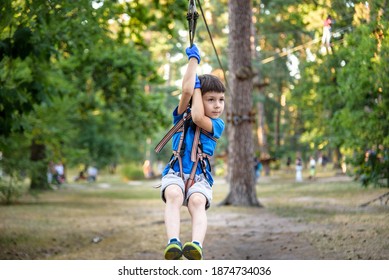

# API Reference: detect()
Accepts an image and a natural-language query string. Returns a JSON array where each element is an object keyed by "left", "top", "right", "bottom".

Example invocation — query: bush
[
  {"left": 0, "top": 176, "right": 28, "bottom": 205},
  {"left": 0, "top": 150, "right": 30, "bottom": 204},
  {"left": 120, "top": 163, "right": 145, "bottom": 180},
  {"left": 351, "top": 149, "right": 389, "bottom": 188}
]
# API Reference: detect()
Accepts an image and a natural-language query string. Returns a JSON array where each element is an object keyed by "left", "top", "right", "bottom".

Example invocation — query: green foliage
[
  {"left": 0, "top": 136, "right": 30, "bottom": 204},
  {"left": 331, "top": 20, "right": 388, "bottom": 187},
  {"left": 351, "top": 149, "right": 388, "bottom": 188},
  {"left": 120, "top": 162, "right": 145, "bottom": 181},
  {"left": 291, "top": 5, "right": 388, "bottom": 187},
  {"left": 0, "top": 0, "right": 183, "bottom": 195},
  {"left": 0, "top": 177, "right": 28, "bottom": 205}
]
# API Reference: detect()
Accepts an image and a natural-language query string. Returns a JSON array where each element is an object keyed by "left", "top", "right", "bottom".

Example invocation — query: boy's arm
[
  {"left": 191, "top": 88, "right": 213, "bottom": 133},
  {"left": 178, "top": 44, "right": 201, "bottom": 115},
  {"left": 178, "top": 58, "right": 198, "bottom": 115}
]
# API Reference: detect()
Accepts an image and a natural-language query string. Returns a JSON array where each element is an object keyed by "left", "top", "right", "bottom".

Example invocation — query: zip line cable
[
  {"left": 260, "top": 25, "right": 353, "bottom": 64},
  {"left": 193, "top": 2, "right": 355, "bottom": 82},
  {"left": 260, "top": 38, "right": 321, "bottom": 64},
  {"left": 195, "top": 0, "right": 230, "bottom": 91}
]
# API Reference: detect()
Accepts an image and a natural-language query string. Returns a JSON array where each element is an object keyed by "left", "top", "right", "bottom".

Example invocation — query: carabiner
[{"left": 187, "top": 0, "right": 199, "bottom": 47}]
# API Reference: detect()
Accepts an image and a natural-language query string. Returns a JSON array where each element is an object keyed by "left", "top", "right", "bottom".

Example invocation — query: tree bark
[
  {"left": 221, "top": 0, "right": 261, "bottom": 207},
  {"left": 257, "top": 99, "right": 271, "bottom": 176},
  {"left": 275, "top": 83, "right": 281, "bottom": 149},
  {"left": 30, "top": 140, "right": 50, "bottom": 190}
]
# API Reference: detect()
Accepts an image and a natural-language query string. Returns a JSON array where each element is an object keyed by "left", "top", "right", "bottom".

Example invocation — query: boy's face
[{"left": 202, "top": 91, "right": 225, "bottom": 119}]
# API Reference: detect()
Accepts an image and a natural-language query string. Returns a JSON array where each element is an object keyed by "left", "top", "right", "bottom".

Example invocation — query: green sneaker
[
  {"left": 164, "top": 238, "right": 182, "bottom": 260},
  {"left": 182, "top": 242, "right": 203, "bottom": 260}
]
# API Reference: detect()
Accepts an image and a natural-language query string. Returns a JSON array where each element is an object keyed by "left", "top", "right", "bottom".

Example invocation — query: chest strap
[
  {"left": 154, "top": 112, "right": 218, "bottom": 153},
  {"left": 154, "top": 112, "right": 192, "bottom": 153}
]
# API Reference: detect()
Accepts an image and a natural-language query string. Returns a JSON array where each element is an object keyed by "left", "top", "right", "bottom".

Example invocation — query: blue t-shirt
[{"left": 162, "top": 107, "right": 224, "bottom": 186}]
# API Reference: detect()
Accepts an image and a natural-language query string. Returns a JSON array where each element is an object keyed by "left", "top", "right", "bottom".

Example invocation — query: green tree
[
  {"left": 290, "top": 1, "right": 388, "bottom": 186},
  {"left": 334, "top": 10, "right": 388, "bottom": 187},
  {"left": 0, "top": 0, "right": 187, "bottom": 192}
]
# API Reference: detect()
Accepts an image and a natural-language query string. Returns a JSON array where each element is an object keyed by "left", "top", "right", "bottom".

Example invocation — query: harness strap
[
  {"left": 172, "top": 151, "right": 185, "bottom": 181},
  {"left": 200, "top": 128, "right": 217, "bottom": 142},
  {"left": 154, "top": 112, "right": 218, "bottom": 153},
  {"left": 185, "top": 134, "right": 211, "bottom": 195},
  {"left": 154, "top": 112, "right": 191, "bottom": 153},
  {"left": 191, "top": 126, "right": 201, "bottom": 162}
]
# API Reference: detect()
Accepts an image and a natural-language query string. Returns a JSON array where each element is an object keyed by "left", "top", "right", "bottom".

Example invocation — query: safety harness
[
  {"left": 154, "top": 1, "right": 215, "bottom": 195},
  {"left": 154, "top": 108, "right": 218, "bottom": 195}
]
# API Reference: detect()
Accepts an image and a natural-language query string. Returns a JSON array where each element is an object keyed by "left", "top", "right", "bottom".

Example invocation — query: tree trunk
[
  {"left": 221, "top": 0, "right": 261, "bottom": 207},
  {"left": 275, "top": 86, "right": 281, "bottom": 149},
  {"left": 30, "top": 140, "right": 50, "bottom": 190},
  {"left": 333, "top": 146, "right": 342, "bottom": 170},
  {"left": 257, "top": 99, "right": 271, "bottom": 176}
]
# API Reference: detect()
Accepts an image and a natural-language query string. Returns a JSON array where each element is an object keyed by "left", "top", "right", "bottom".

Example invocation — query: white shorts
[{"left": 161, "top": 169, "right": 213, "bottom": 209}]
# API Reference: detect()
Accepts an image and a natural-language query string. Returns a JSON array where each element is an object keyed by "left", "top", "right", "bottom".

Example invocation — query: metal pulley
[{"left": 187, "top": 0, "right": 199, "bottom": 47}]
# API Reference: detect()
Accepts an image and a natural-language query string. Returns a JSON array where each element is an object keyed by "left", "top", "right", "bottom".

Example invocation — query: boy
[{"left": 161, "top": 44, "right": 225, "bottom": 260}]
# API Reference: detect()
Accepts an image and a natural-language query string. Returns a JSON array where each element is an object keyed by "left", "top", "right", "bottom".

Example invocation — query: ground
[
  {"left": 0, "top": 173, "right": 388, "bottom": 260},
  {"left": 203, "top": 207, "right": 320, "bottom": 260}
]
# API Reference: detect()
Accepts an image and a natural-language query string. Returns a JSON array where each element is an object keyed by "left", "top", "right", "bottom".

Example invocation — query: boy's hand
[
  {"left": 186, "top": 44, "right": 201, "bottom": 64},
  {"left": 195, "top": 74, "right": 201, "bottom": 89}
]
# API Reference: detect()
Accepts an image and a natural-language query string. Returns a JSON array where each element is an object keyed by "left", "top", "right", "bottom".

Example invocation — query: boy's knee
[
  {"left": 188, "top": 193, "right": 206, "bottom": 209},
  {"left": 165, "top": 185, "right": 184, "bottom": 202}
]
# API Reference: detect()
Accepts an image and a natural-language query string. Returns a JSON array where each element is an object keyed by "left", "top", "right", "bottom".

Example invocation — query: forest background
[{"left": 0, "top": 0, "right": 388, "bottom": 202}]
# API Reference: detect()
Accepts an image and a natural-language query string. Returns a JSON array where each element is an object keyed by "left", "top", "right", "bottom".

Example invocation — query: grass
[
  {"left": 0, "top": 169, "right": 388, "bottom": 260},
  {"left": 254, "top": 171, "right": 389, "bottom": 259},
  {"left": 0, "top": 173, "right": 163, "bottom": 259}
]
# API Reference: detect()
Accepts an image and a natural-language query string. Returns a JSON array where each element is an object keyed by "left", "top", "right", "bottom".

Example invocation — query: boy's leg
[
  {"left": 163, "top": 184, "right": 184, "bottom": 260},
  {"left": 164, "top": 184, "right": 184, "bottom": 239},
  {"left": 187, "top": 193, "right": 207, "bottom": 244},
  {"left": 183, "top": 193, "right": 207, "bottom": 260}
]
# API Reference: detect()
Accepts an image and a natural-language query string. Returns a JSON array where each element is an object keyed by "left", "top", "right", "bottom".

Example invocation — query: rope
[
  {"left": 260, "top": 25, "right": 353, "bottom": 64},
  {"left": 195, "top": 0, "right": 230, "bottom": 91}
]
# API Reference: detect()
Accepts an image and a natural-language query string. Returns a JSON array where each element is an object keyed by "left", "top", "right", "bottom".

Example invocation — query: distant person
[
  {"left": 321, "top": 15, "right": 333, "bottom": 53},
  {"left": 309, "top": 156, "right": 316, "bottom": 180},
  {"left": 74, "top": 170, "right": 86, "bottom": 182},
  {"left": 254, "top": 157, "right": 263, "bottom": 183},
  {"left": 295, "top": 157, "right": 303, "bottom": 182},
  {"left": 87, "top": 165, "right": 98, "bottom": 182},
  {"left": 142, "top": 160, "right": 154, "bottom": 179},
  {"left": 54, "top": 161, "right": 65, "bottom": 185}
]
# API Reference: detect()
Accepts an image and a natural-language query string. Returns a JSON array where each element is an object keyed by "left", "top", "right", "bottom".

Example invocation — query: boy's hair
[{"left": 198, "top": 74, "right": 225, "bottom": 95}]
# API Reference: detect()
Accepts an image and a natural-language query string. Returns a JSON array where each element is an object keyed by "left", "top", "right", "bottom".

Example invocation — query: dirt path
[
  {"left": 118, "top": 202, "right": 320, "bottom": 260},
  {"left": 130, "top": 177, "right": 322, "bottom": 260},
  {"left": 44, "top": 184, "right": 321, "bottom": 260},
  {"left": 205, "top": 208, "right": 319, "bottom": 260}
]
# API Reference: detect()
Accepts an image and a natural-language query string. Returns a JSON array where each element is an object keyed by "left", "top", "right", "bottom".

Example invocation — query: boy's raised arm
[{"left": 178, "top": 45, "right": 201, "bottom": 115}]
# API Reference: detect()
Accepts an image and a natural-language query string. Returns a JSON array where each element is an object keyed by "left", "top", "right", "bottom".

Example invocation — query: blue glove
[
  {"left": 195, "top": 74, "right": 201, "bottom": 89},
  {"left": 185, "top": 44, "right": 201, "bottom": 64}
]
